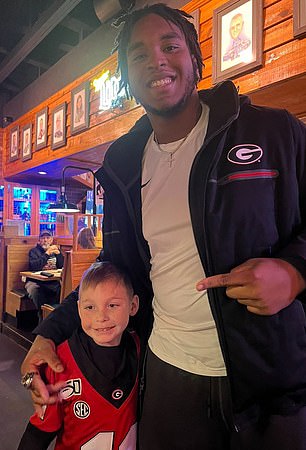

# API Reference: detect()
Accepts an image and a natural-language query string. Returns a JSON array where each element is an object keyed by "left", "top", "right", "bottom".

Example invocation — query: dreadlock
[{"left": 112, "top": 3, "right": 204, "bottom": 99}]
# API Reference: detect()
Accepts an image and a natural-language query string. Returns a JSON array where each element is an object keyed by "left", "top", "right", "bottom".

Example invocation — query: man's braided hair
[{"left": 112, "top": 3, "right": 204, "bottom": 98}]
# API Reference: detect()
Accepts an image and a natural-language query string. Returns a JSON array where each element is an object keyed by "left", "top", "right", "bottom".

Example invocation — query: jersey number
[{"left": 81, "top": 423, "right": 137, "bottom": 449}]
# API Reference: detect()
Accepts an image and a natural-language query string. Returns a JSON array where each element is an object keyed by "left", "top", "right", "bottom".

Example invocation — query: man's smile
[{"left": 149, "top": 77, "right": 173, "bottom": 88}]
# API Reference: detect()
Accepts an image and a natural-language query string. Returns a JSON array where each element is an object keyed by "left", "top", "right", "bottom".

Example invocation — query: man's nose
[{"left": 147, "top": 48, "right": 167, "bottom": 69}]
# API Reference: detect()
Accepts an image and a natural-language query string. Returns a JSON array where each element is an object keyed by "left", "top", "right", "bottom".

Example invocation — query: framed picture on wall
[
  {"left": 71, "top": 81, "right": 90, "bottom": 135},
  {"left": 51, "top": 102, "right": 66, "bottom": 150},
  {"left": 22, "top": 123, "right": 32, "bottom": 161},
  {"left": 189, "top": 9, "right": 200, "bottom": 36},
  {"left": 35, "top": 107, "right": 48, "bottom": 150},
  {"left": 9, "top": 126, "right": 19, "bottom": 161},
  {"left": 212, "top": 0, "right": 263, "bottom": 84},
  {"left": 293, "top": 0, "right": 306, "bottom": 38}
]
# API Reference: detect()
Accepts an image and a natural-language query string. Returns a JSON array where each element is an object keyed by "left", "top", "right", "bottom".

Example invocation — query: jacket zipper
[{"left": 190, "top": 125, "right": 240, "bottom": 432}]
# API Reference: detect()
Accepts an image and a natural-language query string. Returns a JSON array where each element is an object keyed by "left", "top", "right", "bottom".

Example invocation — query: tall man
[
  {"left": 25, "top": 230, "right": 63, "bottom": 321},
  {"left": 21, "top": 4, "right": 306, "bottom": 449}
]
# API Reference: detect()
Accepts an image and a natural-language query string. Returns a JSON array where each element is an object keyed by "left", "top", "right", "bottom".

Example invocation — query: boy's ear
[{"left": 130, "top": 295, "right": 139, "bottom": 316}]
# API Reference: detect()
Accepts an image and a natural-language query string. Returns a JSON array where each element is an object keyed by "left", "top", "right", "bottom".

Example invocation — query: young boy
[{"left": 18, "top": 262, "right": 139, "bottom": 450}]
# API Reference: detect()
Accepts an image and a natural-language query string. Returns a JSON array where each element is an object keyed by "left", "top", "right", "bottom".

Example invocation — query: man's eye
[
  {"left": 131, "top": 53, "right": 146, "bottom": 62},
  {"left": 165, "top": 45, "right": 178, "bottom": 52},
  {"left": 84, "top": 305, "right": 93, "bottom": 310}
]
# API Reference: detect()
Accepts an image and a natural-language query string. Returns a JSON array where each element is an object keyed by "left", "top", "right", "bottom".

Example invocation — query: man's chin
[{"left": 144, "top": 100, "right": 187, "bottom": 118}]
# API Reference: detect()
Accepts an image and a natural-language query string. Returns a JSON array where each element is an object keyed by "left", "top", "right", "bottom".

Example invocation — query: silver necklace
[{"left": 154, "top": 132, "right": 190, "bottom": 168}]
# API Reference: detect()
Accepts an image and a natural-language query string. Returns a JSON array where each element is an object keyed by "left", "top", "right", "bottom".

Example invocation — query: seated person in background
[
  {"left": 18, "top": 262, "right": 140, "bottom": 450},
  {"left": 77, "top": 226, "right": 96, "bottom": 249},
  {"left": 25, "top": 230, "right": 64, "bottom": 322}
]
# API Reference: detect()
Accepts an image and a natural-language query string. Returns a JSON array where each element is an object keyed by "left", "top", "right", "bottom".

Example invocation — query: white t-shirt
[{"left": 142, "top": 104, "right": 226, "bottom": 376}]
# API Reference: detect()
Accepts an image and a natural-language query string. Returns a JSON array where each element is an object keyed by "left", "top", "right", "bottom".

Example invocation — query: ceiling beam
[
  {"left": 59, "top": 43, "right": 74, "bottom": 53},
  {"left": 0, "top": 0, "right": 83, "bottom": 84},
  {"left": 61, "top": 16, "right": 94, "bottom": 34},
  {"left": 1, "top": 81, "right": 20, "bottom": 93},
  {"left": 0, "top": 46, "right": 49, "bottom": 71}
]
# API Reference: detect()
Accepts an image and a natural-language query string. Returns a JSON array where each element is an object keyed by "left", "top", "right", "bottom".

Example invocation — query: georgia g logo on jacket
[{"left": 227, "top": 144, "right": 263, "bottom": 165}]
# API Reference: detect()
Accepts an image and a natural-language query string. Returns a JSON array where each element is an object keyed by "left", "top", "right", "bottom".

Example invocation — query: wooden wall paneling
[
  {"left": 0, "top": 128, "right": 3, "bottom": 180},
  {"left": 264, "top": 17, "right": 293, "bottom": 51},
  {"left": 198, "top": 34, "right": 306, "bottom": 102},
  {"left": 183, "top": 0, "right": 207, "bottom": 13},
  {"left": 233, "top": 38, "right": 306, "bottom": 92},
  {"left": 249, "top": 75, "right": 306, "bottom": 120},
  {"left": 196, "top": 0, "right": 305, "bottom": 90},
  {"left": 264, "top": 0, "right": 292, "bottom": 30},
  {"left": 198, "top": 0, "right": 293, "bottom": 60},
  {"left": 2, "top": 52, "right": 123, "bottom": 179}
]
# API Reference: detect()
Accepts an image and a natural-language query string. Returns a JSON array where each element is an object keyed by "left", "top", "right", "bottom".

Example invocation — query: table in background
[{"left": 20, "top": 269, "right": 62, "bottom": 283}]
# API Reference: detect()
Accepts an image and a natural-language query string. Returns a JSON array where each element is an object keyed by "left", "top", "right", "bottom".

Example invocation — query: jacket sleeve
[
  {"left": 33, "top": 288, "right": 80, "bottom": 345},
  {"left": 17, "top": 422, "right": 57, "bottom": 450},
  {"left": 275, "top": 114, "right": 306, "bottom": 290},
  {"left": 28, "top": 247, "right": 49, "bottom": 271}
]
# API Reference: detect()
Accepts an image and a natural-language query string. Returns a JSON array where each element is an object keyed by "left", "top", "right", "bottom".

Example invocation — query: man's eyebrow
[{"left": 127, "top": 31, "right": 183, "bottom": 54}]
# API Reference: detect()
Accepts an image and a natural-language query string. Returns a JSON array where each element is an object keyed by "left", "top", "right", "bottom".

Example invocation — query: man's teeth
[{"left": 151, "top": 78, "right": 172, "bottom": 87}]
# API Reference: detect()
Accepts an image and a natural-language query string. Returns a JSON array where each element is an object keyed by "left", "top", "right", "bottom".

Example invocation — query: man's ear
[{"left": 130, "top": 295, "right": 139, "bottom": 316}]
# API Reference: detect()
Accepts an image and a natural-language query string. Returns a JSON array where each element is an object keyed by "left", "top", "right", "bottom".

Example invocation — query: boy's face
[
  {"left": 126, "top": 13, "right": 197, "bottom": 117},
  {"left": 78, "top": 280, "right": 139, "bottom": 347}
]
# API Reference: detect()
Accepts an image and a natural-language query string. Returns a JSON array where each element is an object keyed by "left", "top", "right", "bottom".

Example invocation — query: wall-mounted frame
[
  {"left": 35, "top": 107, "right": 48, "bottom": 150},
  {"left": 293, "top": 0, "right": 306, "bottom": 38},
  {"left": 189, "top": 9, "right": 200, "bottom": 36},
  {"left": 51, "top": 102, "right": 66, "bottom": 150},
  {"left": 22, "top": 123, "right": 32, "bottom": 161},
  {"left": 9, "top": 126, "right": 19, "bottom": 161},
  {"left": 71, "top": 81, "right": 90, "bottom": 135},
  {"left": 212, "top": 0, "right": 263, "bottom": 84}
]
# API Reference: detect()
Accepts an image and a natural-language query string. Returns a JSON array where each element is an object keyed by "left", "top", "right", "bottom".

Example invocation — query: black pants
[
  {"left": 25, "top": 280, "right": 61, "bottom": 320},
  {"left": 139, "top": 349, "right": 306, "bottom": 450}
]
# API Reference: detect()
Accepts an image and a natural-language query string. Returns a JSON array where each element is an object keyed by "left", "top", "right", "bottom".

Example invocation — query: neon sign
[{"left": 93, "top": 70, "right": 125, "bottom": 111}]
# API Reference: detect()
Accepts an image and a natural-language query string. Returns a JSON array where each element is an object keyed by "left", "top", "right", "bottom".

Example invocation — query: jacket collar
[{"left": 200, "top": 80, "right": 242, "bottom": 140}]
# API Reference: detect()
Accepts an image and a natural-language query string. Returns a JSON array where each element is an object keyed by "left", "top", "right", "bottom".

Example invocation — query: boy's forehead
[{"left": 81, "top": 279, "right": 130, "bottom": 297}]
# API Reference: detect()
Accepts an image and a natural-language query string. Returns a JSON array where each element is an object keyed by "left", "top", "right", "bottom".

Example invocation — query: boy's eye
[
  {"left": 109, "top": 303, "right": 119, "bottom": 308},
  {"left": 84, "top": 305, "right": 93, "bottom": 310}
]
